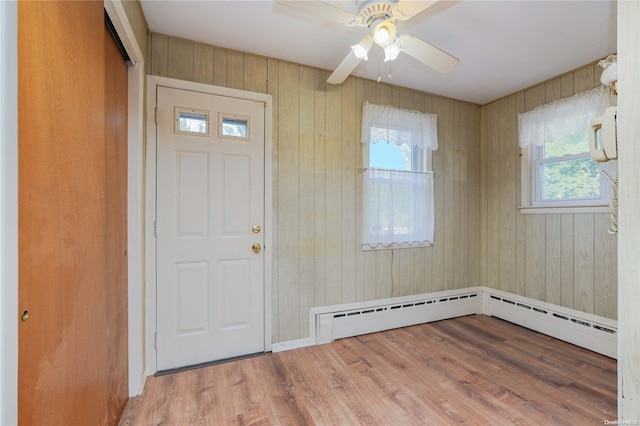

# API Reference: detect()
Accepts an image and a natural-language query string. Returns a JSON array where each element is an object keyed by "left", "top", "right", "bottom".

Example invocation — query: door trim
[{"left": 145, "top": 75, "right": 273, "bottom": 375}]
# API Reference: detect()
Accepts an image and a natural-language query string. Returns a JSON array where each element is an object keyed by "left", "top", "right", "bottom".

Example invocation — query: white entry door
[{"left": 156, "top": 86, "right": 265, "bottom": 371}]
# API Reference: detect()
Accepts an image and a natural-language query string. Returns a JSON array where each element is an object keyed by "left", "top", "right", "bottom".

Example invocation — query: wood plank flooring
[{"left": 120, "top": 315, "right": 617, "bottom": 425}]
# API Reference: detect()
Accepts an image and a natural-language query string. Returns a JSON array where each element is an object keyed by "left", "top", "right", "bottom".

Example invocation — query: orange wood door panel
[
  {"left": 18, "top": 2, "right": 128, "bottom": 424},
  {"left": 104, "top": 23, "right": 129, "bottom": 425}
]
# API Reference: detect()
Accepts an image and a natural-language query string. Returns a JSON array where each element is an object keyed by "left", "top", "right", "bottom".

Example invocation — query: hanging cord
[
  {"left": 601, "top": 169, "right": 618, "bottom": 235},
  {"left": 390, "top": 249, "right": 396, "bottom": 297}
]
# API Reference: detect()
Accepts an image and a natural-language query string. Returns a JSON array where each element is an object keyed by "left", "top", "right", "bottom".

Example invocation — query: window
[
  {"left": 361, "top": 103, "right": 437, "bottom": 250},
  {"left": 219, "top": 113, "right": 250, "bottom": 140},
  {"left": 175, "top": 107, "right": 209, "bottom": 136},
  {"left": 518, "top": 87, "right": 612, "bottom": 210}
]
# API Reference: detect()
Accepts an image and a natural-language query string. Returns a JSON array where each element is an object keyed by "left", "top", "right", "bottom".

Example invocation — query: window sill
[
  {"left": 361, "top": 242, "right": 433, "bottom": 251},
  {"left": 519, "top": 205, "right": 610, "bottom": 215}
]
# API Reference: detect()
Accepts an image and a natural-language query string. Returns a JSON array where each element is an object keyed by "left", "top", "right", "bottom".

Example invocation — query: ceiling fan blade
[
  {"left": 397, "top": 33, "right": 458, "bottom": 73},
  {"left": 392, "top": 0, "right": 438, "bottom": 21},
  {"left": 276, "top": 1, "right": 359, "bottom": 26},
  {"left": 327, "top": 50, "right": 362, "bottom": 85}
]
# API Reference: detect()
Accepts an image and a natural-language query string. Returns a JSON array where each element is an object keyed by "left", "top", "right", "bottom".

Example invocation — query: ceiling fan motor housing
[{"left": 356, "top": 1, "right": 394, "bottom": 26}]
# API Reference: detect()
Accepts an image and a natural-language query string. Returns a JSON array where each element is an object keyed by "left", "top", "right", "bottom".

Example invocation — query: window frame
[
  {"left": 518, "top": 87, "right": 613, "bottom": 214},
  {"left": 521, "top": 145, "right": 614, "bottom": 214}
]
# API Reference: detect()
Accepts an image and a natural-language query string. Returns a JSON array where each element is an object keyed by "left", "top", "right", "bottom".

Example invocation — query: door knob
[
  {"left": 252, "top": 243, "right": 261, "bottom": 253},
  {"left": 21, "top": 310, "right": 29, "bottom": 321},
  {"left": 252, "top": 225, "right": 261, "bottom": 234}
]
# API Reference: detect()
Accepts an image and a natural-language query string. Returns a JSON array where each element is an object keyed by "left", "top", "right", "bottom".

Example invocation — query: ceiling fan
[{"left": 277, "top": 0, "right": 459, "bottom": 84}]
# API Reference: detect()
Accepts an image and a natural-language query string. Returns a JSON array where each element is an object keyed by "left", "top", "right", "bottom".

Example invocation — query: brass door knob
[
  {"left": 252, "top": 243, "right": 261, "bottom": 253},
  {"left": 21, "top": 310, "right": 29, "bottom": 321},
  {"left": 252, "top": 225, "right": 261, "bottom": 234}
]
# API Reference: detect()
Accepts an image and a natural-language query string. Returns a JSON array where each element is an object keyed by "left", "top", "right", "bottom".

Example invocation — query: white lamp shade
[{"left": 383, "top": 43, "right": 400, "bottom": 62}]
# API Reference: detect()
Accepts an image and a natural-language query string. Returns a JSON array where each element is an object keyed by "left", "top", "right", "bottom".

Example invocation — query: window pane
[
  {"left": 544, "top": 115, "right": 589, "bottom": 158},
  {"left": 222, "top": 117, "right": 248, "bottom": 138},
  {"left": 178, "top": 112, "right": 208, "bottom": 134},
  {"left": 369, "top": 142, "right": 412, "bottom": 171},
  {"left": 541, "top": 157, "right": 600, "bottom": 200}
]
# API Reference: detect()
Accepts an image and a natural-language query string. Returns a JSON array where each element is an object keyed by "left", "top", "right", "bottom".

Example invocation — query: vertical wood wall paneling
[
  {"left": 341, "top": 78, "right": 357, "bottom": 303},
  {"left": 545, "top": 214, "right": 562, "bottom": 305},
  {"left": 150, "top": 34, "right": 483, "bottom": 341},
  {"left": 167, "top": 38, "right": 194, "bottom": 82},
  {"left": 451, "top": 100, "right": 462, "bottom": 290},
  {"left": 574, "top": 214, "right": 595, "bottom": 313},
  {"left": 354, "top": 78, "right": 366, "bottom": 302},
  {"left": 313, "top": 70, "right": 327, "bottom": 308},
  {"left": 481, "top": 60, "right": 617, "bottom": 319},
  {"left": 324, "top": 77, "right": 343, "bottom": 305},
  {"left": 267, "top": 58, "right": 280, "bottom": 343},
  {"left": 480, "top": 106, "right": 488, "bottom": 288},
  {"left": 226, "top": 51, "right": 244, "bottom": 90},
  {"left": 213, "top": 48, "right": 227, "bottom": 87},
  {"left": 594, "top": 215, "right": 617, "bottom": 318},
  {"left": 298, "top": 66, "right": 315, "bottom": 337},
  {"left": 498, "top": 96, "right": 516, "bottom": 293},
  {"left": 485, "top": 102, "right": 500, "bottom": 288},
  {"left": 150, "top": 33, "right": 168, "bottom": 77},
  {"left": 514, "top": 91, "right": 526, "bottom": 297},
  {"left": 560, "top": 214, "right": 575, "bottom": 309},
  {"left": 442, "top": 99, "right": 455, "bottom": 290},
  {"left": 194, "top": 44, "right": 214, "bottom": 85},
  {"left": 277, "top": 62, "right": 300, "bottom": 340},
  {"left": 244, "top": 55, "right": 268, "bottom": 94},
  {"left": 430, "top": 95, "right": 446, "bottom": 293},
  {"left": 468, "top": 104, "right": 482, "bottom": 287}
]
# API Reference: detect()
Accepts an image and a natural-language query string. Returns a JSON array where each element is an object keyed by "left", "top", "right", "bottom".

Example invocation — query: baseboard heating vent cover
[
  {"left": 312, "top": 288, "right": 482, "bottom": 345},
  {"left": 486, "top": 291, "right": 617, "bottom": 358}
]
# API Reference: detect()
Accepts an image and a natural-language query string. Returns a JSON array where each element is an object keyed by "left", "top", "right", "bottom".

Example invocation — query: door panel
[
  {"left": 156, "top": 87, "right": 265, "bottom": 371},
  {"left": 18, "top": 3, "right": 128, "bottom": 424}
]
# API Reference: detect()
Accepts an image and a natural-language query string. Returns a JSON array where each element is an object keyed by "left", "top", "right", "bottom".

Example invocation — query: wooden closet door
[
  {"left": 104, "top": 21, "right": 129, "bottom": 425},
  {"left": 18, "top": 2, "right": 128, "bottom": 424}
]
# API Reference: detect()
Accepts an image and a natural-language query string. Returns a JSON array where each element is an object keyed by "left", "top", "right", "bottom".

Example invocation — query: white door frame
[{"left": 145, "top": 75, "right": 273, "bottom": 375}]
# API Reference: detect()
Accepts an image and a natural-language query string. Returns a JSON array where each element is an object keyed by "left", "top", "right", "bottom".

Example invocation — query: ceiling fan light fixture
[
  {"left": 383, "top": 43, "right": 400, "bottom": 62},
  {"left": 351, "top": 35, "right": 373, "bottom": 61},
  {"left": 373, "top": 20, "right": 396, "bottom": 47}
]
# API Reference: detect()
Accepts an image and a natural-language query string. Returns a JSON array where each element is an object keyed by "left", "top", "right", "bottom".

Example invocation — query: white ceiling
[{"left": 140, "top": 0, "right": 617, "bottom": 105}]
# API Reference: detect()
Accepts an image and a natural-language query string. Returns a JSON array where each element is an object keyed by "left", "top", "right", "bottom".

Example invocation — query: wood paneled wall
[
  {"left": 480, "top": 62, "right": 618, "bottom": 320},
  {"left": 122, "top": 0, "right": 148, "bottom": 63},
  {"left": 148, "top": 33, "right": 482, "bottom": 342}
]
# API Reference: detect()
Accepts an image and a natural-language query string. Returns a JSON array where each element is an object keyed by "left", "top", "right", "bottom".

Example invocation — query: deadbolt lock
[
  {"left": 252, "top": 225, "right": 261, "bottom": 234},
  {"left": 252, "top": 243, "right": 261, "bottom": 254}
]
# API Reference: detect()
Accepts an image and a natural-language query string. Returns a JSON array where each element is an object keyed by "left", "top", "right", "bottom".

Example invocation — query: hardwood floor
[{"left": 120, "top": 315, "right": 617, "bottom": 425}]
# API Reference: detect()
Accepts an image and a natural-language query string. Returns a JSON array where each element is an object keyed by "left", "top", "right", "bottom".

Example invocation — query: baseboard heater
[
  {"left": 485, "top": 288, "right": 617, "bottom": 359},
  {"left": 310, "top": 287, "right": 482, "bottom": 345},
  {"left": 306, "top": 286, "right": 617, "bottom": 359}
]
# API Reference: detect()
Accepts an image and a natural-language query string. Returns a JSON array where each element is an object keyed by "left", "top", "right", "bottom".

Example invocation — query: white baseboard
[
  {"left": 271, "top": 286, "right": 618, "bottom": 359},
  {"left": 271, "top": 338, "right": 315, "bottom": 353}
]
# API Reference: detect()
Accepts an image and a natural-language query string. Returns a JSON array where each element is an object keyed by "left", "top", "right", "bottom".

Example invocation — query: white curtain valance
[
  {"left": 361, "top": 102, "right": 438, "bottom": 151},
  {"left": 518, "top": 86, "right": 609, "bottom": 149}
]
